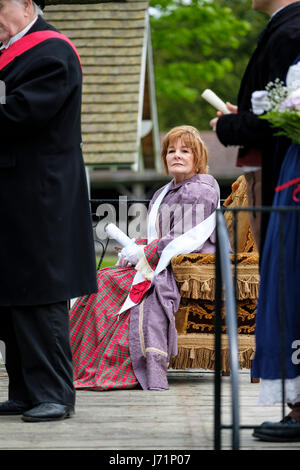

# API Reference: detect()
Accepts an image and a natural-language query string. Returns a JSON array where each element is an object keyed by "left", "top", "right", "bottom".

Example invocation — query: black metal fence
[{"left": 90, "top": 198, "right": 150, "bottom": 269}]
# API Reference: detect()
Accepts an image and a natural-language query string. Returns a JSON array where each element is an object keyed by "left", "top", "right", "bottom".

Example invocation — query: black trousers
[{"left": 0, "top": 301, "right": 75, "bottom": 407}]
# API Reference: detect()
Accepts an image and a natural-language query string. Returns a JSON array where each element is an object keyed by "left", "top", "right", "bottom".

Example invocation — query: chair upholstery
[{"left": 169, "top": 175, "right": 259, "bottom": 372}]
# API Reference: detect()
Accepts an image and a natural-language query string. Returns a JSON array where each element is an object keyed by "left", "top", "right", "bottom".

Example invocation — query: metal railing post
[
  {"left": 216, "top": 210, "right": 240, "bottom": 450},
  {"left": 214, "top": 225, "right": 222, "bottom": 450}
]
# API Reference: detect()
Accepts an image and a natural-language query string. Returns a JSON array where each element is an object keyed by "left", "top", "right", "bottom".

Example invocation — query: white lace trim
[
  {"left": 259, "top": 375, "right": 300, "bottom": 405},
  {"left": 135, "top": 251, "right": 154, "bottom": 281}
]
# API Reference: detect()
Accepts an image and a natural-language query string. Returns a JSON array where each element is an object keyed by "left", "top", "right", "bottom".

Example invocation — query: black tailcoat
[
  {"left": 0, "top": 16, "right": 97, "bottom": 305},
  {"left": 216, "top": 2, "right": 300, "bottom": 245}
]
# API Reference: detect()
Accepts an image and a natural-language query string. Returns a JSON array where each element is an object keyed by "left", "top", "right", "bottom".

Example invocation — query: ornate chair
[{"left": 169, "top": 175, "right": 259, "bottom": 374}]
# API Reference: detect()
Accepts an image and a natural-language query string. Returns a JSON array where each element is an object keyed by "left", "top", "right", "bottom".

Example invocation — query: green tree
[{"left": 150, "top": 0, "right": 267, "bottom": 130}]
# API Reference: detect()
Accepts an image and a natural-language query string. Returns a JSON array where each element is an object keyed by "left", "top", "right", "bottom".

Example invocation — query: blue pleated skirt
[{"left": 252, "top": 143, "right": 300, "bottom": 385}]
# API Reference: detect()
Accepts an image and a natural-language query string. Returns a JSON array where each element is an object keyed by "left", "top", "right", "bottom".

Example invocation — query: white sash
[
  {"left": 118, "top": 178, "right": 220, "bottom": 315},
  {"left": 147, "top": 181, "right": 173, "bottom": 243}
]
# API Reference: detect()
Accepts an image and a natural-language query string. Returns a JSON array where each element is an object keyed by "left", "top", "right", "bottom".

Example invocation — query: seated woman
[{"left": 70, "top": 125, "right": 220, "bottom": 391}]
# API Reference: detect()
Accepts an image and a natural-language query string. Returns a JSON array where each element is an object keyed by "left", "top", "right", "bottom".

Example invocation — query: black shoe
[
  {"left": 21, "top": 403, "right": 75, "bottom": 422},
  {"left": 0, "top": 400, "right": 32, "bottom": 415},
  {"left": 253, "top": 416, "right": 300, "bottom": 442}
]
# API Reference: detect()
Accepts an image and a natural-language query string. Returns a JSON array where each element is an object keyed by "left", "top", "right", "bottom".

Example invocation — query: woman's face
[{"left": 166, "top": 137, "right": 196, "bottom": 184}]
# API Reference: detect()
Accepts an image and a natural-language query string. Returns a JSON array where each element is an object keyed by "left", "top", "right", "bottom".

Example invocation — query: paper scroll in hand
[
  {"left": 201, "top": 89, "right": 230, "bottom": 114},
  {"left": 104, "top": 223, "right": 132, "bottom": 247}
]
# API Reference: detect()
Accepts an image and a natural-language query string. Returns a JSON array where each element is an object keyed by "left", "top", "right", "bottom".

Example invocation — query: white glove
[
  {"left": 251, "top": 90, "right": 271, "bottom": 115},
  {"left": 286, "top": 62, "right": 300, "bottom": 92},
  {"left": 117, "top": 252, "right": 132, "bottom": 267},
  {"left": 119, "top": 240, "right": 144, "bottom": 266}
]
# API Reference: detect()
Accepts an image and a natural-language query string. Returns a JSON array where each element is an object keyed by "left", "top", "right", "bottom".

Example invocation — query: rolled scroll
[
  {"left": 201, "top": 89, "right": 230, "bottom": 114},
  {"left": 105, "top": 223, "right": 132, "bottom": 247}
]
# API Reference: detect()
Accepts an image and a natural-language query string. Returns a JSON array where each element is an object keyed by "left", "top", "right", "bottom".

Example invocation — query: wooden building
[{"left": 44, "top": 0, "right": 162, "bottom": 198}]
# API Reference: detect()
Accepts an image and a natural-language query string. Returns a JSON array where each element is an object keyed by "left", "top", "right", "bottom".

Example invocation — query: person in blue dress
[{"left": 252, "top": 55, "right": 300, "bottom": 442}]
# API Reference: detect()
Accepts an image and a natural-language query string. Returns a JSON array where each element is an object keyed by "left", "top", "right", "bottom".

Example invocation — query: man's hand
[
  {"left": 209, "top": 117, "right": 219, "bottom": 132},
  {"left": 209, "top": 102, "right": 238, "bottom": 131},
  {"left": 223, "top": 102, "right": 238, "bottom": 114}
]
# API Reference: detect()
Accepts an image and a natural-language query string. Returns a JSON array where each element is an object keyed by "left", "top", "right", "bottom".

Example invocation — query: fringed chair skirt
[{"left": 170, "top": 253, "right": 259, "bottom": 372}]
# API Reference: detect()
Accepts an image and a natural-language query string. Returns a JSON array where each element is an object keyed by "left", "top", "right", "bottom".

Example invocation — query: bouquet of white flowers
[{"left": 251, "top": 62, "right": 300, "bottom": 144}]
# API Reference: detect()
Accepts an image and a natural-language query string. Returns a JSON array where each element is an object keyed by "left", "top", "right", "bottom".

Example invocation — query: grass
[{"left": 96, "top": 255, "right": 118, "bottom": 270}]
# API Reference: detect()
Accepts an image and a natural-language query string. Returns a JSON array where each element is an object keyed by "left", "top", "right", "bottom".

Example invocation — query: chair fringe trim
[
  {"left": 172, "top": 264, "right": 259, "bottom": 300},
  {"left": 169, "top": 334, "right": 255, "bottom": 371}
]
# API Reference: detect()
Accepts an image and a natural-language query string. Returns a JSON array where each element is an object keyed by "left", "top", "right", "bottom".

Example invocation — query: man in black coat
[
  {"left": 0, "top": 0, "right": 97, "bottom": 421},
  {"left": 210, "top": 0, "right": 300, "bottom": 253}
]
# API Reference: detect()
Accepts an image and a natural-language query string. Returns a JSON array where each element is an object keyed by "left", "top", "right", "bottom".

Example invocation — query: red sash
[
  {"left": 0, "top": 31, "right": 81, "bottom": 71},
  {"left": 275, "top": 176, "right": 300, "bottom": 202}
]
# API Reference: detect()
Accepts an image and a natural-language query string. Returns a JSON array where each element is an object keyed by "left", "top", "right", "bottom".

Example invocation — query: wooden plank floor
[{"left": 0, "top": 366, "right": 299, "bottom": 450}]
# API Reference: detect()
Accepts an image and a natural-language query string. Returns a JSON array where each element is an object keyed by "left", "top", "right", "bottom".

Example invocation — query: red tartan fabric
[
  {"left": 135, "top": 238, "right": 159, "bottom": 271},
  {"left": 70, "top": 265, "right": 138, "bottom": 390},
  {"left": 70, "top": 239, "right": 160, "bottom": 390},
  {"left": 143, "top": 239, "right": 160, "bottom": 271}
]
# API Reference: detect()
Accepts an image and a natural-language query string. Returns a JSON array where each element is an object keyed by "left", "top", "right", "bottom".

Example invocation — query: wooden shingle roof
[
  {"left": 44, "top": 0, "right": 159, "bottom": 168},
  {"left": 47, "top": 1, "right": 127, "bottom": 3}
]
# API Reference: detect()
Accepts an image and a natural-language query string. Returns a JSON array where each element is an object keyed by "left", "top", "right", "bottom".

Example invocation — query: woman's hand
[
  {"left": 117, "top": 252, "right": 133, "bottom": 267},
  {"left": 118, "top": 240, "right": 144, "bottom": 267}
]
